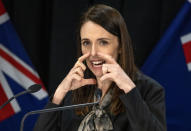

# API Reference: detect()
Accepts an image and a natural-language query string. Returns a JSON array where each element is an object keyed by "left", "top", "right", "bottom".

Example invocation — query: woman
[{"left": 34, "top": 4, "right": 166, "bottom": 131}]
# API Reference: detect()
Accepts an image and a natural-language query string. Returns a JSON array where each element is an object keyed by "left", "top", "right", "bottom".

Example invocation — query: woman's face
[{"left": 80, "top": 21, "right": 119, "bottom": 77}]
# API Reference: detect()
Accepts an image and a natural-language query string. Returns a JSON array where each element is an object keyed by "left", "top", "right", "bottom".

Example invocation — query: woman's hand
[
  {"left": 98, "top": 52, "right": 135, "bottom": 94},
  {"left": 52, "top": 53, "right": 96, "bottom": 105}
]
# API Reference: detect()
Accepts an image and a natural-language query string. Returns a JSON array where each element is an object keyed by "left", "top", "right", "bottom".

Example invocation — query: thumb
[{"left": 81, "top": 78, "right": 96, "bottom": 86}]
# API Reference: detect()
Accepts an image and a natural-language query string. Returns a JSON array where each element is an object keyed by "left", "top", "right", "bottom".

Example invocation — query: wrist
[
  {"left": 120, "top": 83, "right": 135, "bottom": 94},
  {"left": 123, "top": 87, "right": 133, "bottom": 94},
  {"left": 52, "top": 96, "right": 62, "bottom": 105},
  {"left": 52, "top": 88, "right": 68, "bottom": 105}
]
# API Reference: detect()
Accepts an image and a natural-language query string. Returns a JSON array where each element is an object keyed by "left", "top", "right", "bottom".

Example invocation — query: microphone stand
[
  {"left": 0, "top": 90, "right": 28, "bottom": 110},
  {"left": 20, "top": 96, "right": 101, "bottom": 131},
  {"left": 0, "top": 84, "right": 41, "bottom": 110}
]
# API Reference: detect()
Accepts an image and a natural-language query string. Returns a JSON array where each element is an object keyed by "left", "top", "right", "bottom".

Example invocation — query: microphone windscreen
[{"left": 27, "top": 84, "right": 42, "bottom": 93}]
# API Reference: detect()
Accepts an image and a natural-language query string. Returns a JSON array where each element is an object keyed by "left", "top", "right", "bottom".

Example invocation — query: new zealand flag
[
  {"left": 0, "top": 0, "right": 48, "bottom": 130},
  {"left": 142, "top": 0, "right": 191, "bottom": 130}
]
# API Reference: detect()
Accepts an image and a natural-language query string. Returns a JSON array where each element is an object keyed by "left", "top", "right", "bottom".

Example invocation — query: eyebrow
[
  {"left": 81, "top": 38, "right": 89, "bottom": 42},
  {"left": 81, "top": 38, "right": 111, "bottom": 42},
  {"left": 97, "top": 38, "right": 111, "bottom": 41}
]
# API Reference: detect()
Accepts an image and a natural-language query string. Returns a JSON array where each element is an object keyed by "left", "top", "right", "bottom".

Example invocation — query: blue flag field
[{"left": 142, "top": 0, "right": 191, "bottom": 130}]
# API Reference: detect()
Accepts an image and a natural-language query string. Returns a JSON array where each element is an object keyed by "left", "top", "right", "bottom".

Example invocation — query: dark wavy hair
[{"left": 72, "top": 4, "right": 136, "bottom": 115}]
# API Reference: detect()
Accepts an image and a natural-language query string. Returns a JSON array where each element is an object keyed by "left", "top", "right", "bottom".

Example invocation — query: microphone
[
  {"left": 20, "top": 88, "right": 102, "bottom": 131},
  {"left": 27, "top": 84, "right": 42, "bottom": 93},
  {"left": 0, "top": 84, "right": 42, "bottom": 110}
]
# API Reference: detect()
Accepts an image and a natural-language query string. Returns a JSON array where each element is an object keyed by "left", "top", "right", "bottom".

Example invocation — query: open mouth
[{"left": 91, "top": 60, "right": 105, "bottom": 67}]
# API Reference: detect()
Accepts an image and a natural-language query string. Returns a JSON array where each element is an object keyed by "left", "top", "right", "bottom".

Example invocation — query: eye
[
  {"left": 99, "top": 40, "right": 108, "bottom": 46},
  {"left": 82, "top": 40, "right": 90, "bottom": 46}
]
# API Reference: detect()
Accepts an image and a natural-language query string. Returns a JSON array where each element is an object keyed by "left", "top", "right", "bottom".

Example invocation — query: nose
[{"left": 90, "top": 43, "right": 97, "bottom": 56}]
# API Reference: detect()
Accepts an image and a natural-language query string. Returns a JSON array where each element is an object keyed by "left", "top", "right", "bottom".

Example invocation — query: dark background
[{"left": 2, "top": 0, "right": 186, "bottom": 95}]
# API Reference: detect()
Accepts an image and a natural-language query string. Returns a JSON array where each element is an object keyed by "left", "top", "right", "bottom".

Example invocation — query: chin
[{"left": 92, "top": 71, "right": 103, "bottom": 78}]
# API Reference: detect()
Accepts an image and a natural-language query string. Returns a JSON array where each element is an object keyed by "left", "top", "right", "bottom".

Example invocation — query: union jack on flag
[
  {"left": 180, "top": 33, "right": 191, "bottom": 71},
  {"left": 0, "top": 0, "right": 48, "bottom": 130}
]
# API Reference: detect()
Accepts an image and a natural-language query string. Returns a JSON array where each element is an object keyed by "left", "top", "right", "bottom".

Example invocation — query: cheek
[
  {"left": 111, "top": 43, "right": 120, "bottom": 60},
  {"left": 103, "top": 47, "right": 119, "bottom": 60},
  {"left": 112, "top": 49, "right": 119, "bottom": 60},
  {"left": 81, "top": 46, "right": 88, "bottom": 54},
  {"left": 86, "top": 59, "right": 91, "bottom": 70}
]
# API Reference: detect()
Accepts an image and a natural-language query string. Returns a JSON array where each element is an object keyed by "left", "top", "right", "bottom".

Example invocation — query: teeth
[{"left": 92, "top": 61, "right": 103, "bottom": 65}]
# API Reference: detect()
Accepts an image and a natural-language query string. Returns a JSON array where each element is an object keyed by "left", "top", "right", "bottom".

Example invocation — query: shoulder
[
  {"left": 135, "top": 71, "right": 163, "bottom": 89},
  {"left": 134, "top": 71, "right": 165, "bottom": 102}
]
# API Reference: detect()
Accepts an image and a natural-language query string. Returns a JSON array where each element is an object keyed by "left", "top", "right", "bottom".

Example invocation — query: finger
[
  {"left": 102, "top": 64, "right": 117, "bottom": 73},
  {"left": 73, "top": 53, "right": 90, "bottom": 70},
  {"left": 97, "top": 52, "right": 116, "bottom": 64},
  {"left": 78, "top": 52, "right": 90, "bottom": 62},
  {"left": 74, "top": 61, "right": 86, "bottom": 71},
  {"left": 100, "top": 73, "right": 114, "bottom": 82},
  {"left": 102, "top": 66, "right": 108, "bottom": 75},
  {"left": 71, "top": 74, "right": 82, "bottom": 81},
  {"left": 81, "top": 78, "right": 97, "bottom": 86},
  {"left": 72, "top": 67, "right": 84, "bottom": 77}
]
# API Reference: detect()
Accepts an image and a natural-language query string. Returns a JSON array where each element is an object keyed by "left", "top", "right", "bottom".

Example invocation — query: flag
[
  {"left": 0, "top": 0, "right": 48, "bottom": 130},
  {"left": 141, "top": 0, "right": 191, "bottom": 131}
]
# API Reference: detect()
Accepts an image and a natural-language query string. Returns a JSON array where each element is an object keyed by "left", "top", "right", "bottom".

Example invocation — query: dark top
[{"left": 34, "top": 72, "right": 166, "bottom": 131}]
